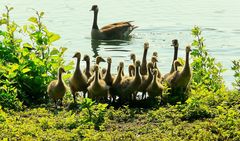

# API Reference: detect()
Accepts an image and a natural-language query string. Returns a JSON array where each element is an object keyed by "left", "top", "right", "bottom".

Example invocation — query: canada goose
[
  {"left": 147, "top": 68, "right": 164, "bottom": 99},
  {"left": 140, "top": 42, "right": 149, "bottom": 75},
  {"left": 129, "top": 53, "right": 136, "bottom": 76},
  {"left": 103, "top": 57, "right": 114, "bottom": 86},
  {"left": 69, "top": 52, "right": 88, "bottom": 102},
  {"left": 90, "top": 56, "right": 106, "bottom": 74},
  {"left": 166, "top": 46, "right": 192, "bottom": 95},
  {"left": 109, "top": 62, "right": 124, "bottom": 102},
  {"left": 88, "top": 56, "right": 106, "bottom": 84},
  {"left": 47, "top": 67, "right": 67, "bottom": 107},
  {"left": 151, "top": 55, "right": 161, "bottom": 79},
  {"left": 138, "top": 62, "right": 154, "bottom": 99},
  {"left": 119, "top": 60, "right": 142, "bottom": 102},
  {"left": 128, "top": 64, "right": 135, "bottom": 77},
  {"left": 130, "top": 53, "right": 136, "bottom": 65},
  {"left": 163, "top": 39, "right": 179, "bottom": 79},
  {"left": 173, "top": 60, "right": 182, "bottom": 71},
  {"left": 87, "top": 64, "right": 109, "bottom": 102},
  {"left": 82, "top": 54, "right": 92, "bottom": 79},
  {"left": 90, "top": 5, "right": 137, "bottom": 40},
  {"left": 152, "top": 52, "right": 158, "bottom": 57}
]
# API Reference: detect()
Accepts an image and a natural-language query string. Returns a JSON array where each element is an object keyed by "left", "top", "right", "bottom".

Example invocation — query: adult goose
[
  {"left": 166, "top": 46, "right": 192, "bottom": 97},
  {"left": 90, "top": 5, "right": 137, "bottom": 40},
  {"left": 47, "top": 67, "right": 67, "bottom": 107},
  {"left": 163, "top": 39, "right": 179, "bottom": 79},
  {"left": 87, "top": 65, "right": 109, "bottom": 102},
  {"left": 69, "top": 52, "right": 88, "bottom": 102}
]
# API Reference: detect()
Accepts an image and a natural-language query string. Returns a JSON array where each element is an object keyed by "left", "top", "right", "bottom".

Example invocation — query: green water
[{"left": 1, "top": 0, "right": 240, "bottom": 88}]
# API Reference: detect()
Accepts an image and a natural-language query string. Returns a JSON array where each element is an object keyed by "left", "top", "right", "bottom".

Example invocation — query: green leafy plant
[
  {"left": 0, "top": 6, "right": 73, "bottom": 109},
  {"left": 191, "top": 26, "right": 225, "bottom": 91},
  {"left": 231, "top": 59, "right": 240, "bottom": 91},
  {"left": 80, "top": 98, "right": 108, "bottom": 130}
]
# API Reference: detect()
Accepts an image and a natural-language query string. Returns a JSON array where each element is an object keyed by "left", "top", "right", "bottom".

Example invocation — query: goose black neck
[
  {"left": 76, "top": 58, "right": 81, "bottom": 72},
  {"left": 92, "top": 11, "right": 99, "bottom": 29},
  {"left": 86, "top": 60, "right": 90, "bottom": 72},
  {"left": 117, "top": 67, "right": 122, "bottom": 77},
  {"left": 170, "top": 47, "right": 179, "bottom": 73},
  {"left": 107, "top": 62, "right": 111, "bottom": 74},
  {"left": 135, "top": 66, "right": 141, "bottom": 79},
  {"left": 148, "top": 67, "right": 153, "bottom": 79},
  {"left": 142, "top": 49, "right": 148, "bottom": 63},
  {"left": 58, "top": 71, "right": 63, "bottom": 84},
  {"left": 94, "top": 69, "right": 99, "bottom": 83},
  {"left": 184, "top": 51, "right": 190, "bottom": 70}
]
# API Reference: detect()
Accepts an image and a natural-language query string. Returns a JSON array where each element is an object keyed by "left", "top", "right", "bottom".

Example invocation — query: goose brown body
[
  {"left": 138, "top": 62, "right": 154, "bottom": 99},
  {"left": 87, "top": 65, "right": 109, "bottom": 102},
  {"left": 166, "top": 46, "right": 192, "bottom": 91},
  {"left": 109, "top": 62, "right": 124, "bottom": 102},
  {"left": 119, "top": 60, "right": 142, "bottom": 102},
  {"left": 103, "top": 57, "right": 114, "bottom": 86},
  {"left": 69, "top": 52, "right": 88, "bottom": 102},
  {"left": 47, "top": 67, "right": 67, "bottom": 106},
  {"left": 147, "top": 69, "right": 164, "bottom": 99},
  {"left": 90, "top": 5, "right": 137, "bottom": 40}
]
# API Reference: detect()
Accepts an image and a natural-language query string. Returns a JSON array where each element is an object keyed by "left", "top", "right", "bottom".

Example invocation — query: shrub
[
  {"left": 232, "top": 59, "right": 240, "bottom": 91},
  {"left": 190, "top": 26, "right": 225, "bottom": 91},
  {"left": 0, "top": 6, "right": 73, "bottom": 109}
]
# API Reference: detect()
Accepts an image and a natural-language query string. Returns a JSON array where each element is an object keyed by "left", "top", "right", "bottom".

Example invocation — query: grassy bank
[
  {"left": 1, "top": 88, "right": 240, "bottom": 140},
  {"left": 1, "top": 6, "right": 240, "bottom": 141}
]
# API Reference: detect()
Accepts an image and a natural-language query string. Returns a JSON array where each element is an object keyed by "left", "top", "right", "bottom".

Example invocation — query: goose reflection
[{"left": 91, "top": 39, "right": 132, "bottom": 58}]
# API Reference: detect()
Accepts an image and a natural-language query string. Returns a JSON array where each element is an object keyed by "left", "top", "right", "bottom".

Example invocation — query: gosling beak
[
  {"left": 90, "top": 9, "right": 93, "bottom": 11},
  {"left": 62, "top": 69, "right": 66, "bottom": 73}
]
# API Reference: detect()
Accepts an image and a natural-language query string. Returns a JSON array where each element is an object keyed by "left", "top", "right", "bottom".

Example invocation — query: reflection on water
[{"left": 91, "top": 39, "right": 132, "bottom": 58}]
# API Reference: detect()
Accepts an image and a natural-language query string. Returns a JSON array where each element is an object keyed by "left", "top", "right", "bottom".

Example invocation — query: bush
[
  {"left": 232, "top": 59, "right": 240, "bottom": 91},
  {"left": 0, "top": 6, "right": 73, "bottom": 109},
  {"left": 190, "top": 26, "right": 225, "bottom": 92}
]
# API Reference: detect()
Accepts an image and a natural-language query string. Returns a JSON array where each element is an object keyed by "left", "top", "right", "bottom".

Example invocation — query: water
[{"left": 1, "top": 0, "right": 240, "bottom": 88}]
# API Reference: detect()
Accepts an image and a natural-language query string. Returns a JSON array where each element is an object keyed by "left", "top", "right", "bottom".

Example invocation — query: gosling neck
[
  {"left": 75, "top": 57, "right": 81, "bottom": 73},
  {"left": 93, "top": 69, "right": 99, "bottom": 84},
  {"left": 92, "top": 10, "right": 99, "bottom": 30},
  {"left": 170, "top": 46, "right": 179, "bottom": 73},
  {"left": 106, "top": 62, "right": 111, "bottom": 76},
  {"left": 148, "top": 67, "right": 153, "bottom": 80},
  {"left": 58, "top": 71, "right": 64, "bottom": 85},
  {"left": 135, "top": 65, "right": 141, "bottom": 80},
  {"left": 142, "top": 48, "right": 148, "bottom": 64},
  {"left": 86, "top": 60, "right": 90, "bottom": 73},
  {"left": 183, "top": 51, "right": 190, "bottom": 72}
]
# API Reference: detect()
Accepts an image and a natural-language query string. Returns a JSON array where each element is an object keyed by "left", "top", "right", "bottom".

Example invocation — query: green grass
[{"left": 1, "top": 88, "right": 240, "bottom": 141}]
